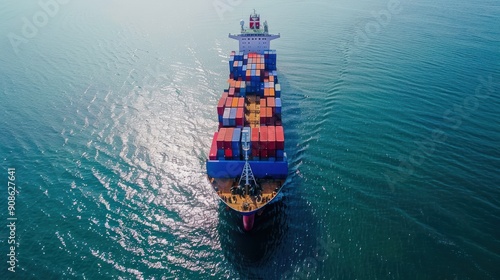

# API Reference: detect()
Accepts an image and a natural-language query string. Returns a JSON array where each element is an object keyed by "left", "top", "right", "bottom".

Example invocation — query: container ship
[{"left": 206, "top": 10, "right": 287, "bottom": 231}]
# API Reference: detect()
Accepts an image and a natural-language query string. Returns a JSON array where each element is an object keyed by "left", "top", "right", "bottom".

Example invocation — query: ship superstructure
[{"left": 229, "top": 10, "right": 280, "bottom": 54}]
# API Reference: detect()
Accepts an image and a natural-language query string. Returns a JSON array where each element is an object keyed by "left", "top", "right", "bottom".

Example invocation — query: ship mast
[{"left": 239, "top": 130, "right": 258, "bottom": 195}]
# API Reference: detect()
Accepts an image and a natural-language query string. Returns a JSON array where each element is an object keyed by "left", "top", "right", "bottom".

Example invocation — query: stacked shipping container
[
  {"left": 229, "top": 52, "right": 280, "bottom": 97},
  {"left": 259, "top": 96, "right": 282, "bottom": 126},
  {"left": 218, "top": 96, "right": 245, "bottom": 128},
  {"left": 209, "top": 50, "right": 285, "bottom": 162},
  {"left": 210, "top": 125, "right": 285, "bottom": 161}
]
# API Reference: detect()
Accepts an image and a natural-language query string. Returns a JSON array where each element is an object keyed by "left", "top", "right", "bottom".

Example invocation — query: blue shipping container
[
  {"left": 229, "top": 108, "right": 237, "bottom": 126},
  {"left": 223, "top": 108, "right": 231, "bottom": 127},
  {"left": 232, "top": 128, "right": 241, "bottom": 150},
  {"left": 206, "top": 159, "right": 288, "bottom": 178},
  {"left": 275, "top": 98, "right": 282, "bottom": 114},
  {"left": 276, "top": 150, "right": 284, "bottom": 158}
]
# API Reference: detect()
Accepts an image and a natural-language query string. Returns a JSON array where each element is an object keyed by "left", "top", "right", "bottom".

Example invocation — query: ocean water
[{"left": 1, "top": 0, "right": 499, "bottom": 279}]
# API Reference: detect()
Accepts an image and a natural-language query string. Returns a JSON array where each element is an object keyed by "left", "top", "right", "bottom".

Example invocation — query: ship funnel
[{"left": 249, "top": 10, "right": 260, "bottom": 29}]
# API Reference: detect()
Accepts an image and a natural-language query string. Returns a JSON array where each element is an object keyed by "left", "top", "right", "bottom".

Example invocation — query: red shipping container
[
  {"left": 224, "top": 128, "right": 234, "bottom": 149},
  {"left": 260, "top": 126, "right": 268, "bottom": 149},
  {"left": 225, "top": 97, "right": 233, "bottom": 108},
  {"left": 209, "top": 132, "right": 218, "bottom": 160},
  {"left": 217, "top": 128, "right": 226, "bottom": 149},
  {"left": 224, "top": 148, "right": 233, "bottom": 159},
  {"left": 268, "top": 149, "right": 276, "bottom": 158},
  {"left": 237, "top": 97, "right": 244, "bottom": 108},
  {"left": 260, "top": 98, "right": 266, "bottom": 108},
  {"left": 267, "top": 97, "right": 275, "bottom": 108},
  {"left": 268, "top": 126, "right": 276, "bottom": 150},
  {"left": 260, "top": 148, "right": 268, "bottom": 158},
  {"left": 217, "top": 96, "right": 226, "bottom": 115},
  {"left": 222, "top": 91, "right": 228, "bottom": 99},
  {"left": 229, "top": 87, "right": 235, "bottom": 97},
  {"left": 252, "top": 148, "right": 259, "bottom": 157},
  {"left": 236, "top": 107, "right": 244, "bottom": 126},
  {"left": 251, "top": 127, "right": 259, "bottom": 149},
  {"left": 276, "top": 126, "right": 284, "bottom": 149}
]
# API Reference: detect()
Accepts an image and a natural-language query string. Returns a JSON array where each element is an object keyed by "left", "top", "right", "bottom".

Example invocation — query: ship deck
[
  {"left": 245, "top": 94, "right": 261, "bottom": 128},
  {"left": 209, "top": 177, "right": 283, "bottom": 213}
]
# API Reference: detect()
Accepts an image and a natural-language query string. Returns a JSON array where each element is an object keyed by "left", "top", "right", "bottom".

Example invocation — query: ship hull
[
  {"left": 206, "top": 11, "right": 285, "bottom": 231},
  {"left": 208, "top": 175, "right": 285, "bottom": 215}
]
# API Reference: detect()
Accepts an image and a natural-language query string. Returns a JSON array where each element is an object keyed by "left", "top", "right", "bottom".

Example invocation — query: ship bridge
[{"left": 229, "top": 10, "right": 280, "bottom": 54}]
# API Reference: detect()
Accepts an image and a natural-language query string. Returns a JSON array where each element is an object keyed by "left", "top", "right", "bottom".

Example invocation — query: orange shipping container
[
  {"left": 260, "top": 108, "right": 266, "bottom": 124},
  {"left": 266, "top": 107, "right": 272, "bottom": 125}
]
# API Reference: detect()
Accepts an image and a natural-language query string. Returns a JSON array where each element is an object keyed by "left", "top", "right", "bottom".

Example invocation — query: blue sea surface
[{"left": 1, "top": 0, "right": 499, "bottom": 279}]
